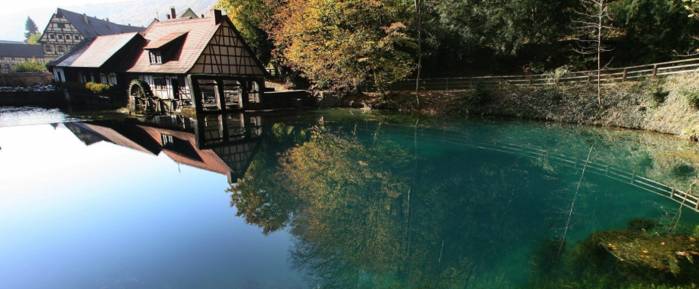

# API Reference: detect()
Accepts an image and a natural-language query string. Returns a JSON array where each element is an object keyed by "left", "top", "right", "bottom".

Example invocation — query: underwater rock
[{"left": 590, "top": 228, "right": 698, "bottom": 276}]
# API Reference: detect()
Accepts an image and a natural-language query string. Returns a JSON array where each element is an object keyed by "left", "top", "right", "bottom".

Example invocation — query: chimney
[
  {"left": 83, "top": 13, "right": 88, "bottom": 24},
  {"left": 166, "top": 14, "right": 171, "bottom": 20},
  {"left": 213, "top": 9, "right": 223, "bottom": 24},
  {"left": 170, "top": 7, "right": 177, "bottom": 19}
]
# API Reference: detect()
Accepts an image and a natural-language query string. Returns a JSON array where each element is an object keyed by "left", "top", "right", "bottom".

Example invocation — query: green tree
[
  {"left": 611, "top": 0, "right": 699, "bottom": 61},
  {"left": 429, "top": 0, "right": 575, "bottom": 55},
  {"left": 24, "top": 17, "right": 39, "bottom": 43},
  {"left": 26, "top": 33, "right": 41, "bottom": 45}
]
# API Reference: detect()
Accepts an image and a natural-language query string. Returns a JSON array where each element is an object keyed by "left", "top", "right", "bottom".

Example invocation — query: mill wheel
[{"left": 128, "top": 79, "right": 155, "bottom": 113}]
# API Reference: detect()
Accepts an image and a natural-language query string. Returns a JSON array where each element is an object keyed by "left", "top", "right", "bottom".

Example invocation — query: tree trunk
[
  {"left": 414, "top": 0, "right": 422, "bottom": 109},
  {"left": 596, "top": 0, "right": 603, "bottom": 106}
]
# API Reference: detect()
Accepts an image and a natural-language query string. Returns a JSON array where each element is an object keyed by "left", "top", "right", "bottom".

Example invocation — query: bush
[
  {"left": 682, "top": 89, "right": 699, "bottom": 110},
  {"left": 13, "top": 60, "right": 46, "bottom": 72},
  {"left": 84, "top": 82, "right": 113, "bottom": 94},
  {"left": 470, "top": 82, "right": 491, "bottom": 106},
  {"left": 649, "top": 82, "right": 669, "bottom": 106}
]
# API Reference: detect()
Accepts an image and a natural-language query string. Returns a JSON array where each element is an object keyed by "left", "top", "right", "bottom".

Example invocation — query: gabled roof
[
  {"left": 144, "top": 31, "right": 188, "bottom": 50},
  {"left": 180, "top": 8, "right": 199, "bottom": 19},
  {"left": 0, "top": 43, "right": 44, "bottom": 58},
  {"left": 52, "top": 32, "right": 140, "bottom": 68},
  {"left": 56, "top": 8, "right": 144, "bottom": 38},
  {"left": 52, "top": 10, "right": 267, "bottom": 77},
  {"left": 127, "top": 17, "right": 220, "bottom": 74}
]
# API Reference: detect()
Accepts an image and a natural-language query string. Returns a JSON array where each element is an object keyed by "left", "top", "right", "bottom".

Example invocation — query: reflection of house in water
[{"left": 65, "top": 113, "right": 262, "bottom": 183}]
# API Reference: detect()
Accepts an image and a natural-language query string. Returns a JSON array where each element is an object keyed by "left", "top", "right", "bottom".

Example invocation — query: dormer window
[
  {"left": 149, "top": 50, "right": 162, "bottom": 64},
  {"left": 144, "top": 31, "right": 188, "bottom": 65}
]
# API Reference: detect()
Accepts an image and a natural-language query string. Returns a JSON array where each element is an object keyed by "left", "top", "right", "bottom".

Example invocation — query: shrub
[
  {"left": 649, "top": 81, "right": 669, "bottom": 106},
  {"left": 84, "top": 82, "right": 113, "bottom": 94},
  {"left": 545, "top": 65, "right": 572, "bottom": 85},
  {"left": 470, "top": 82, "right": 491, "bottom": 106},
  {"left": 682, "top": 89, "right": 699, "bottom": 110},
  {"left": 13, "top": 60, "right": 46, "bottom": 72}
]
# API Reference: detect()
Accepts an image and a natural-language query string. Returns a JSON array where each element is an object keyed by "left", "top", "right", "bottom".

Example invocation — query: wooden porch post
[
  {"left": 241, "top": 80, "right": 251, "bottom": 110},
  {"left": 216, "top": 78, "right": 227, "bottom": 113},
  {"left": 190, "top": 76, "right": 204, "bottom": 114}
]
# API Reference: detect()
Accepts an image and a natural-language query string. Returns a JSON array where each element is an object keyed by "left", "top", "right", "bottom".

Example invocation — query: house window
[
  {"left": 48, "top": 34, "right": 54, "bottom": 40},
  {"left": 161, "top": 134, "right": 174, "bottom": 145},
  {"left": 57, "top": 35, "right": 63, "bottom": 40},
  {"left": 108, "top": 73, "right": 117, "bottom": 85},
  {"left": 249, "top": 81, "right": 261, "bottom": 103},
  {"left": 153, "top": 77, "right": 167, "bottom": 90},
  {"left": 65, "top": 35, "right": 71, "bottom": 40},
  {"left": 148, "top": 50, "right": 162, "bottom": 64},
  {"left": 58, "top": 23, "right": 65, "bottom": 29}
]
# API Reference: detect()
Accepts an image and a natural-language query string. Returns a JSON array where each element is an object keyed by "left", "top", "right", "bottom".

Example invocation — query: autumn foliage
[{"left": 217, "top": 0, "right": 415, "bottom": 93}]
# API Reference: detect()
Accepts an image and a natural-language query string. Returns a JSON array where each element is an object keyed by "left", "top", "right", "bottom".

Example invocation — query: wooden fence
[
  {"left": 436, "top": 136, "right": 699, "bottom": 213},
  {"left": 394, "top": 57, "right": 699, "bottom": 91}
]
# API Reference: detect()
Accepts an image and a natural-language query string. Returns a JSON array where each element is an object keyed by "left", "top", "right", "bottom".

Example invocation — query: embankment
[{"left": 372, "top": 72, "right": 699, "bottom": 139}]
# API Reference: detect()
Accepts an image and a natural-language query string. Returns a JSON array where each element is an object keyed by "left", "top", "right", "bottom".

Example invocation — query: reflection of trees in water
[{"left": 228, "top": 120, "right": 579, "bottom": 288}]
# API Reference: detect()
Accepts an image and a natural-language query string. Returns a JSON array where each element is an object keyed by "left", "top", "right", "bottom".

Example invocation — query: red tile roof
[
  {"left": 53, "top": 32, "right": 140, "bottom": 68},
  {"left": 51, "top": 11, "right": 267, "bottom": 77},
  {"left": 127, "top": 17, "right": 220, "bottom": 74},
  {"left": 144, "top": 31, "right": 188, "bottom": 50}
]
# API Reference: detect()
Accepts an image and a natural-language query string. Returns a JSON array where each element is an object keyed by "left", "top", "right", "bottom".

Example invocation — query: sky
[
  {"left": 0, "top": 0, "right": 215, "bottom": 41},
  {"left": 0, "top": 0, "right": 129, "bottom": 41}
]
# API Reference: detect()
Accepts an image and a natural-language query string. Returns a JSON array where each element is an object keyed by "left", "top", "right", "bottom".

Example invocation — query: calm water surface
[{"left": 0, "top": 108, "right": 698, "bottom": 289}]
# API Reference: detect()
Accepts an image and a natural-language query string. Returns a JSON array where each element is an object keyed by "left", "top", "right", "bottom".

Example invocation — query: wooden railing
[
  {"left": 393, "top": 58, "right": 699, "bottom": 91},
  {"left": 436, "top": 136, "right": 699, "bottom": 213}
]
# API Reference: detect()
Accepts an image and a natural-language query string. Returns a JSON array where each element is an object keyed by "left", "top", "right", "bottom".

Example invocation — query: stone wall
[{"left": 0, "top": 72, "right": 53, "bottom": 86}]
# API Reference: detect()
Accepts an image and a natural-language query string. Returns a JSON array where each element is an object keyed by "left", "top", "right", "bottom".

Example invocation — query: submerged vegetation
[
  {"left": 528, "top": 219, "right": 699, "bottom": 289},
  {"left": 224, "top": 112, "right": 699, "bottom": 288}
]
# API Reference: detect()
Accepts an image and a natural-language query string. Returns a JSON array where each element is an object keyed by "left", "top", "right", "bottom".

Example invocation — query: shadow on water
[{"left": 17, "top": 108, "right": 699, "bottom": 289}]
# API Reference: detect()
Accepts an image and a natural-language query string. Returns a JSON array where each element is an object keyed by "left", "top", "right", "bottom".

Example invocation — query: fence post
[
  {"left": 652, "top": 64, "right": 658, "bottom": 79},
  {"left": 622, "top": 68, "right": 628, "bottom": 81}
]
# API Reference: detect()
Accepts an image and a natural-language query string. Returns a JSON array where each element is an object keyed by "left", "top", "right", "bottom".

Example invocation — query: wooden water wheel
[{"left": 128, "top": 79, "right": 155, "bottom": 113}]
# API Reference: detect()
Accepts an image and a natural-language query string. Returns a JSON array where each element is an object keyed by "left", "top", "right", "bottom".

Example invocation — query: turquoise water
[{"left": 0, "top": 108, "right": 698, "bottom": 289}]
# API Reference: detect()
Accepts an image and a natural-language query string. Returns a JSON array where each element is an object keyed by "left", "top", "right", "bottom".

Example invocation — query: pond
[{"left": 1, "top": 107, "right": 698, "bottom": 289}]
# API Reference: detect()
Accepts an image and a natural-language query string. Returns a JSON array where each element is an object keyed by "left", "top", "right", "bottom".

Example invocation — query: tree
[
  {"left": 611, "top": 0, "right": 699, "bottom": 61},
  {"left": 685, "top": 0, "right": 699, "bottom": 17},
  {"left": 572, "top": 0, "right": 613, "bottom": 105},
  {"left": 270, "top": 0, "right": 415, "bottom": 93},
  {"left": 24, "top": 17, "right": 40, "bottom": 44},
  {"left": 216, "top": 0, "right": 278, "bottom": 64},
  {"left": 430, "top": 0, "right": 575, "bottom": 56},
  {"left": 26, "top": 33, "right": 41, "bottom": 45},
  {"left": 414, "top": 0, "right": 423, "bottom": 108}
]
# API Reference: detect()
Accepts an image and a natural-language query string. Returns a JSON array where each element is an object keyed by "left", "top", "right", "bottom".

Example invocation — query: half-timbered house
[
  {"left": 65, "top": 112, "right": 262, "bottom": 184},
  {"left": 39, "top": 8, "right": 144, "bottom": 59},
  {"left": 49, "top": 10, "right": 267, "bottom": 113}
]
